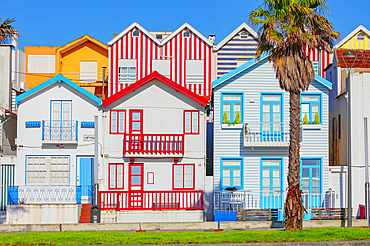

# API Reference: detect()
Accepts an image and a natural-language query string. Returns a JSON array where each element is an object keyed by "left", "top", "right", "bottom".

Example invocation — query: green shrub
[
  {"left": 315, "top": 112, "right": 320, "bottom": 124},
  {"left": 235, "top": 111, "right": 241, "bottom": 124},
  {"left": 303, "top": 113, "right": 309, "bottom": 124},
  {"left": 223, "top": 112, "right": 228, "bottom": 124}
]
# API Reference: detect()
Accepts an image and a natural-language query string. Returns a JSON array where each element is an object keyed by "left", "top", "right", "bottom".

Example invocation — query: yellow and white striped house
[{"left": 334, "top": 25, "right": 370, "bottom": 50}]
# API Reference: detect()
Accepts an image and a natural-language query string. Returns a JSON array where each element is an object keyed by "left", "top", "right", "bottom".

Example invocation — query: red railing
[
  {"left": 99, "top": 190, "right": 203, "bottom": 210},
  {"left": 124, "top": 134, "right": 184, "bottom": 155}
]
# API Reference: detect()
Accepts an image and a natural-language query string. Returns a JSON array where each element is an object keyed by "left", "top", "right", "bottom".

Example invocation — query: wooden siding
[
  {"left": 213, "top": 59, "right": 330, "bottom": 194},
  {"left": 340, "top": 31, "right": 370, "bottom": 50},
  {"left": 109, "top": 28, "right": 212, "bottom": 97},
  {"left": 216, "top": 30, "right": 258, "bottom": 78}
]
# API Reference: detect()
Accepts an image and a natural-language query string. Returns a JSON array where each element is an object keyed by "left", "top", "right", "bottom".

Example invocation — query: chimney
[
  {"left": 209, "top": 34, "right": 215, "bottom": 44},
  {"left": 113, "top": 33, "right": 118, "bottom": 38}
]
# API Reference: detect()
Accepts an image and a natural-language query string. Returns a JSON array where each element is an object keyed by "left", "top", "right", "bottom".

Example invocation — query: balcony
[
  {"left": 124, "top": 134, "right": 184, "bottom": 157},
  {"left": 99, "top": 190, "right": 203, "bottom": 211},
  {"left": 243, "top": 122, "right": 290, "bottom": 147},
  {"left": 60, "top": 72, "right": 108, "bottom": 85},
  {"left": 42, "top": 120, "right": 78, "bottom": 144}
]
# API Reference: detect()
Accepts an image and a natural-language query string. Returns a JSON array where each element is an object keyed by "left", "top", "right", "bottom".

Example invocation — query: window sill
[
  {"left": 221, "top": 124, "right": 243, "bottom": 129},
  {"left": 302, "top": 124, "right": 322, "bottom": 130}
]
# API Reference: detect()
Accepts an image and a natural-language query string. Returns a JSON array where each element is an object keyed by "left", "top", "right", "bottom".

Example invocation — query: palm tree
[
  {"left": 0, "top": 17, "right": 18, "bottom": 44},
  {"left": 248, "top": 0, "right": 339, "bottom": 230}
]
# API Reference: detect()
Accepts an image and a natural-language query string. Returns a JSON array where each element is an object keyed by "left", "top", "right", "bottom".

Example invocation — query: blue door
[
  {"left": 80, "top": 158, "right": 93, "bottom": 202},
  {"left": 261, "top": 94, "right": 283, "bottom": 141},
  {"left": 261, "top": 159, "right": 282, "bottom": 209}
]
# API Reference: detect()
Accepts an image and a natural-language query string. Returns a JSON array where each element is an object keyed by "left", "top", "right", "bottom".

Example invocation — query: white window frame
[
  {"left": 186, "top": 60, "right": 204, "bottom": 84},
  {"left": 26, "top": 156, "right": 69, "bottom": 185},
  {"left": 28, "top": 55, "right": 55, "bottom": 74},
  {"left": 118, "top": 59, "right": 137, "bottom": 84}
]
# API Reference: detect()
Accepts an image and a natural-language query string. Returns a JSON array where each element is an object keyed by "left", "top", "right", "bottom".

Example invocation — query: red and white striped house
[
  {"left": 108, "top": 22, "right": 214, "bottom": 99},
  {"left": 306, "top": 46, "right": 332, "bottom": 78}
]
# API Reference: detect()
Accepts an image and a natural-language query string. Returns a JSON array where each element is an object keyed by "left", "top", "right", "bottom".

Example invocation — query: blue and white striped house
[
  {"left": 214, "top": 23, "right": 258, "bottom": 79},
  {"left": 212, "top": 55, "right": 332, "bottom": 221}
]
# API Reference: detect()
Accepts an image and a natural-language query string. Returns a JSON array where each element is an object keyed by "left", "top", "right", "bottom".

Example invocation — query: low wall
[
  {"left": 7, "top": 204, "right": 81, "bottom": 225},
  {"left": 116, "top": 210, "right": 204, "bottom": 223}
]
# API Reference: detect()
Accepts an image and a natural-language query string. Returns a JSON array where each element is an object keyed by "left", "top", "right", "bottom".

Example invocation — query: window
[
  {"left": 152, "top": 59, "right": 171, "bottom": 78},
  {"left": 28, "top": 55, "right": 55, "bottom": 73},
  {"left": 110, "top": 110, "right": 125, "bottom": 134},
  {"left": 240, "top": 32, "right": 248, "bottom": 39},
  {"left": 118, "top": 59, "right": 136, "bottom": 83},
  {"left": 173, "top": 164, "right": 194, "bottom": 190},
  {"left": 109, "top": 163, "right": 124, "bottom": 189},
  {"left": 221, "top": 158, "right": 243, "bottom": 190},
  {"left": 186, "top": 60, "right": 204, "bottom": 84},
  {"left": 183, "top": 30, "right": 190, "bottom": 38},
  {"left": 51, "top": 100, "right": 71, "bottom": 121},
  {"left": 27, "top": 156, "right": 69, "bottom": 185},
  {"left": 222, "top": 93, "right": 243, "bottom": 124},
  {"left": 156, "top": 34, "right": 163, "bottom": 40},
  {"left": 184, "top": 110, "right": 199, "bottom": 134},
  {"left": 261, "top": 159, "right": 282, "bottom": 196},
  {"left": 301, "top": 159, "right": 321, "bottom": 195},
  {"left": 312, "top": 61, "right": 318, "bottom": 74},
  {"left": 133, "top": 30, "right": 140, "bottom": 37},
  {"left": 261, "top": 94, "right": 282, "bottom": 138},
  {"left": 358, "top": 33, "right": 365, "bottom": 41},
  {"left": 129, "top": 110, "right": 143, "bottom": 134},
  {"left": 301, "top": 94, "right": 321, "bottom": 123},
  {"left": 80, "top": 61, "right": 97, "bottom": 82}
]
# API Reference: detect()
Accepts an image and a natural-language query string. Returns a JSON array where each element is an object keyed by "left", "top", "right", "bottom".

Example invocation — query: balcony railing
[
  {"left": 99, "top": 190, "right": 203, "bottom": 210},
  {"left": 8, "top": 185, "right": 84, "bottom": 204},
  {"left": 60, "top": 72, "right": 108, "bottom": 84},
  {"left": 124, "top": 134, "right": 184, "bottom": 156},
  {"left": 42, "top": 120, "right": 78, "bottom": 142},
  {"left": 243, "top": 122, "right": 291, "bottom": 147}
]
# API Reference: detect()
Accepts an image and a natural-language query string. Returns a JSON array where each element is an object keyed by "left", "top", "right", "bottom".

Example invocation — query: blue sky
[{"left": 2, "top": 0, "right": 370, "bottom": 50}]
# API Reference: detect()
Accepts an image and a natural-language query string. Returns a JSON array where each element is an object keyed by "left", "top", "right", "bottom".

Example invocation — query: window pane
[
  {"left": 302, "top": 159, "right": 319, "bottom": 166},
  {"left": 233, "top": 103, "right": 241, "bottom": 112},
  {"left": 223, "top": 94, "right": 241, "bottom": 101},
  {"left": 312, "top": 168, "right": 320, "bottom": 178},
  {"left": 263, "top": 188, "right": 270, "bottom": 196},
  {"left": 132, "top": 112, "right": 141, "bottom": 121},
  {"left": 223, "top": 159, "right": 241, "bottom": 166},
  {"left": 223, "top": 178, "right": 230, "bottom": 187},
  {"left": 263, "top": 104, "right": 270, "bottom": 113},
  {"left": 174, "top": 166, "right": 183, "bottom": 188},
  {"left": 302, "top": 168, "right": 309, "bottom": 177},
  {"left": 223, "top": 169, "right": 230, "bottom": 177},
  {"left": 233, "top": 169, "right": 241, "bottom": 178},
  {"left": 110, "top": 165, "right": 115, "bottom": 188},
  {"left": 192, "top": 112, "right": 198, "bottom": 133},
  {"left": 111, "top": 112, "right": 117, "bottom": 132},
  {"left": 263, "top": 113, "right": 270, "bottom": 122},
  {"left": 312, "top": 178, "right": 320, "bottom": 187},
  {"left": 132, "top": 122, "right": 141, "bottom": 131},
  {"left": 184, "top": 166, "right": 193, "bottom": 188},
  {"left": 131, "top": 176, "right": 141, "bottom": 185},
  {"left": 263, "top": 94, "right": 280, "bottom": 101},
  {"left": 273, "top": 168, "right": 280, "bottom": 178},
  {"left": 312, "top": 104, "right": 319, "bottom": 113},
  {"left": 62, "top": 101, "right": 71, "bottom": 121},
  {"left": 117, "top": 165, "right": 123, "bottom": 188},
  {"left": 185, "top": 112, "right": 191, "bottom": 133},
  {"left": 262, "top": 159, "right": 280, "bottom": 166},
  {"left": 262, "top": 178, "right": 270, "bottom": 188},
  {"left": 312, "top": 187, "right": 320, "bottom": 194},
  {"left": 272, "top": 104, "right": 280, "bottom": 113},
  {"left": 273, "top": 113, "right": 280, "bottom": 122},
  {"left": 262, "top": 168, "right": 270, "bottom": 178},
  {"left": 233, "top": 178, "right": 241, "bottom": 187},
  {"left": 302, "top": 95, "right": 320, "bottom": 102},
  {"left": 131, "top": 166, "right": 141, "bottom": 175},
  {"left": 302, "top": 178, "right": 309, "bottom": 187},
  {"left": 118, "top": 112, "right": 125, "bottom": 133},
  {"left": 223, "top": 103, "right": 231, "bottom": 112},
  {"left": 273, "top": 178, "right": 280, "bottom": 188}
]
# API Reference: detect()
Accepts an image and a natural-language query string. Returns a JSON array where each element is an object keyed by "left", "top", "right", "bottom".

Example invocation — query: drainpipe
[
  {"left": 364, "top": 117, "right": 369, "bottom": 225},
  {"left": 94, "top": 115, "right": 99, "bottom": 205}
]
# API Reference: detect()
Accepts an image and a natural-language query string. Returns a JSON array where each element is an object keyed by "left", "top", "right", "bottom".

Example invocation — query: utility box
[{"left": 90, "top": 205, "right": 101, "bottom": 223}]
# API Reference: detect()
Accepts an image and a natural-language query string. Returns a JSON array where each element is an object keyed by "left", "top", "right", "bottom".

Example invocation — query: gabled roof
[
  {"left": 57, "top": 34, "right": 108, "bottom": 54},
  {"left": 212, "top": 54, "right": 332, "bottom": 90},
  {"left": 215, "top": 23, "right": 258, "bottom": 51},
  {"left": 334, "top": 25, "right": 370, "bottom": 49},
  {"left": 336, "top": 49, "right": 370, "bottom": 68},
  {"left": 103, "top": 71, "right": 208, "bottom": 107},
  {"left": 16, "top": 74, "right": 102, "bottom": 106},
  {"left": 109, "top": 22, "right": 213, "bottom": 47}
]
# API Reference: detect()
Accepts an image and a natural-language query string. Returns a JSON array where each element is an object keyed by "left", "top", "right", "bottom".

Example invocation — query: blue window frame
[
  {"left": 260, "top": 93, "right": 283, "bottom": 140},
  {"left": 301, "top": 93, "right": 322, "bottom": 124},
  {"left": 221, "top": 93, "right": 243, "bottom": 124},
  {"left": 220, "top": 158, "right": 243, "bottom": 190},
  {"left": 301, "top": 158, "right": 321, "bottom": 195},
  {"left": 260, "top": 158, "right": 283, "bottom": 209}
]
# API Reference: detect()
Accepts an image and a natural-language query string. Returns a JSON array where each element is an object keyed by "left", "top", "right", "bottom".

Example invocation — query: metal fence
[
  {"left": 42, "top": 120, "right": 78, "bottom": 141},
  {"left": 8, "top": 185, "right": 83, "bottom": 204}
]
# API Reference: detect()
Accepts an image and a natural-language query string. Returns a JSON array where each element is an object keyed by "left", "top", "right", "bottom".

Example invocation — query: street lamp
[{"left": 341, "top": 51, "right": 357, "bottom": 227}]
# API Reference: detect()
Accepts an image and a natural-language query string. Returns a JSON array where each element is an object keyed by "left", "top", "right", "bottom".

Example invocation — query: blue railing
[
  {"left": 8, "top": 185, "right": 82, "bottom": 204},
  {"left": 42, "top": 120, "right": 78, "bottom": 141}
]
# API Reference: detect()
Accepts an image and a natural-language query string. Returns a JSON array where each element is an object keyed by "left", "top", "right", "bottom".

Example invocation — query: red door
[
  {"left": 128, "top": 163, "right": 144, "bottom": 208},
  {"left": 129, "top": 110, "right": 143, "bottom": 151}
]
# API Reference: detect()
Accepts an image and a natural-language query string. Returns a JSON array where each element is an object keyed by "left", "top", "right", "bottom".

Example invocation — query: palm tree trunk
[{"left": 284, "top": 91, "right": 305, "bottom": 230}]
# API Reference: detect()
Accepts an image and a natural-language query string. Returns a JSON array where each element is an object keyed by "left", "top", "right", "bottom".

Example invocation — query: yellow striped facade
[{"left": 340, "top": 31, "right": 370, "bottom": 49}]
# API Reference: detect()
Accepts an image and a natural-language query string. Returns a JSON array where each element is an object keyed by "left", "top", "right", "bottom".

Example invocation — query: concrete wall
[{"left": 7, "top": 204, "right": 81, "bottom": 224}]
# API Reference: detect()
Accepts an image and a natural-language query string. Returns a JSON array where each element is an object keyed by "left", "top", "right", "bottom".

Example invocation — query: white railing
[
  {"left": 60, "top": 72, "right": 108, "bottom": 83},
  {"left": 243, "top": 122, "right": 291, "bottom": 147},
  {"left": 214, "top": 190, "right": 335, "bottom": 212}
]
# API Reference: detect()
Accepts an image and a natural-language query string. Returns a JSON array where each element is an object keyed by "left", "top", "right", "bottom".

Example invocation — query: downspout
[{"left": 94, "top": 115, "right": 99, "bottom": 205}]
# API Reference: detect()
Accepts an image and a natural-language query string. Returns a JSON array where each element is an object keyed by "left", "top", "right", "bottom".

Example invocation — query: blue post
[
  {"left": 8, "top": 186, "right": 18, "bottom": 205},
  {"left": 76, "top": 121, "right": 78, "bottom": 141},
  {"left": 76, "top": 186, "right": 82, "bottom": 204},
  {"left": 42, "top": 121, "right": 45, "bottom": 140}
]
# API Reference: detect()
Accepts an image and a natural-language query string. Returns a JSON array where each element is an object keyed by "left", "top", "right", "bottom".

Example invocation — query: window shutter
[
  {"left": 174, "top": 166, "right": 183, "bottom": 188},
  {"left": 52, "top": 101, "right": 61, "bottom": 121},
  {"left": 62, "top": 101, "right": 71, "bottom": 121},
  {"left": 192, "top": 112, "right": 198, "bottom": 133},
  {"left": 111, "top": 112, "right": 117, "bottom": 133},
  {"left": 152, "top": 59, "right": 171, "bottom": 78},
  {"left": 186, "top": 60, "right": 204, "bottom": 84},
  {"left": 184, "top": 165, "right": 193, "bottom": 188},
  {"left": 80, "top": 61, "right": 98, "bottom": 82}
]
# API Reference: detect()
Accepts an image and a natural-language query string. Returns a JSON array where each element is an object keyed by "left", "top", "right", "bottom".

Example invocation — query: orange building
[{"left": 25, "top": 35, "right": 108, "bottom": 98}]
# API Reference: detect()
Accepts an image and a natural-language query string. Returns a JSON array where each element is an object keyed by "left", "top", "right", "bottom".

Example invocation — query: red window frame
[
  {"left": 183, "top": 110, "right": 199, "bottom": 135},
  {"left": 129, "top": 109, "right": 143, "bottom": 134},
  {"left": 110, "top": 110, "right": 126, "bottom": 134},
  {"left": 108, "top": 163, "right": 124, "bottom": 190},
  {"left": 172, "top": 164, "right": 195, "bottom": 190}
]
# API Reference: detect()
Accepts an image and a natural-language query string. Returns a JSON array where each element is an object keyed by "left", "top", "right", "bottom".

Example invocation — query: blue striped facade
[
  {"left": 216, "top": 30, "right": 258, "bottom": 78},
  {"left": 213, "top": 58, "right": 330, "bottom": 200}
]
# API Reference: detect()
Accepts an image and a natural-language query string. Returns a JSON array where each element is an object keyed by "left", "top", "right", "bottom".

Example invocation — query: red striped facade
[
  {"left": 306, "top": 46, "right": 332, "bottom": 78},
  {"left": 109, "top": 23, "right": 213, "bottom": 98}
]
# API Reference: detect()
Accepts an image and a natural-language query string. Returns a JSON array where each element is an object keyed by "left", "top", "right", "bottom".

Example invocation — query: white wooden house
[
  {"left": 212, "top": 55, "right": 332, "bottom": 221},
  {"left": 9, "top": 75, "right": 102, "bottom": 224},
  {"left": 99, "top": 71, "right": 208, "bottom": 223}
]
